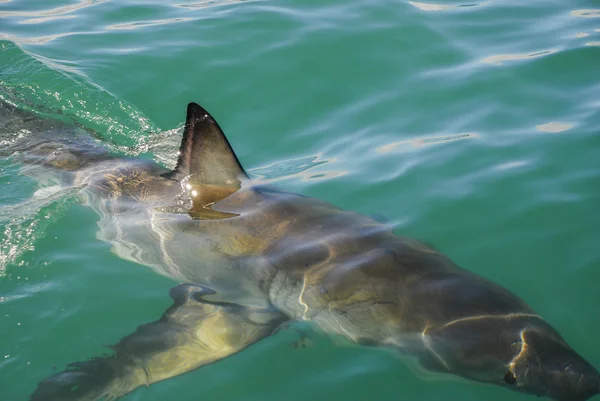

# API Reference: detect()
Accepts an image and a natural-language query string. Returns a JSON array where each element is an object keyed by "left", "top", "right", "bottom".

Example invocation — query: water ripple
[
  {"left": 535, "top": 122, "right": 575, "bottom": 133},
  {"left": 481, "top": 49, "right": 557, "bottom": 65},
  {"left": 175, "top": 0, "right": 248, "bottom": 9},
  {"left": 408, "top": 1, "right": 486, "bottom": 12},
  {"left": 20, "top": 15, "right": 76, "bottom": 25},
  {"left": 0, "top": 185, "right": 79, "bottom": 275},
  {"left": 570, "top": 9, "right": 600, "bottom": 18},
  {"left": 0, "top": 31, "right": 90, "bottom": 45},
  {"left": 107, "top": 17, "right": 195, "bottom": 31},
  {"left": 492, "top": 160, "right": 532, "bottom": 172},
  {"left": 249, "top": 155, "right": 347, "bottom": 183},
  {"left": 0, "top": 0, "right": 108, "bottom": 18},
  {"left": 376, "top": 133, "right": 478, "bottom": 154}
]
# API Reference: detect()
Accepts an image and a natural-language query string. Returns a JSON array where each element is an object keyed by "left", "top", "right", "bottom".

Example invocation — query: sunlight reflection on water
[
  {"left": 0, "top": 0, "right": 107, "bottom": 19},
  {"left": 249, "top": 154, "right": 347, "bottom": 183},
  {"left": 408, "top": 1, "right": 487, "bottom": 12},
  {"left": 0, "top": 31, "right": 90, "bottom": 45},
  {"left": 175, "top": 0, "right": 248, "bottom": 9},
  {"left": 20, "top": 15, "right": 76, "bottom": 24},
  {"left": 107, "top": 18, "right": 195, "bottom": 31},
  {"left": 570, "top": 9, "right": 600, "bottom": 18},
  {"left": 535, "top": 122, "right": 574, "bottom": 133},
  {"left": 0, "top": 186, "right": 79, "bottom": 275},
  {"left": 481, "top": 49, "right": 556, "bottom": 65},
  {"left": 376, "top": 133, "right": 477, "bottom": 154}
]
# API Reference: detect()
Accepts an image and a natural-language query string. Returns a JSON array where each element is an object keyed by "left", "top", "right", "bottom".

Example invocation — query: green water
[{"left": 1, "top": 0, "right": 599, "bottom": 400}]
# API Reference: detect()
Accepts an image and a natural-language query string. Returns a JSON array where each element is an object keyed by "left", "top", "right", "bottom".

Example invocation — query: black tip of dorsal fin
[{"left": 162, "top": 102, "right": 248, "bottom": 187}]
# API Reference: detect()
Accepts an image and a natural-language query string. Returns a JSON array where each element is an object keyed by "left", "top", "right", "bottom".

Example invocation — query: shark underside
[{"left": 2, "top": 100, "right": 598, "bottom": 401}]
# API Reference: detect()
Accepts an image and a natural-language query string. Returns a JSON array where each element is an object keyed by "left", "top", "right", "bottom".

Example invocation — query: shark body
[{"left": 2, "top": 101, "right": 598, "bottom": 401}]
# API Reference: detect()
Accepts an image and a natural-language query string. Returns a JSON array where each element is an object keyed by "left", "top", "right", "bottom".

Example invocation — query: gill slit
[
  {"left": 298, "top": 274, "right": 310, "bottom": 320},
  {"left": 421, "top": 326, "right": 450, "bottom": 371},
  {"left": 329, "top": 305, "right": 357, "bottom": 342}
]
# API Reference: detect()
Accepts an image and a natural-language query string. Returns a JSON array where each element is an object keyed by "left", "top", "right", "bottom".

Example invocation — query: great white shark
[{"left": 2, "top": 100, "right": 598, "bottom": 401}]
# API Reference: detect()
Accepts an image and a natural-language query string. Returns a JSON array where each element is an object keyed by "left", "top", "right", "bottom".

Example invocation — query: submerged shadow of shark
[{"left": 3, "top": 101, "right": 598, "bottom": 401}]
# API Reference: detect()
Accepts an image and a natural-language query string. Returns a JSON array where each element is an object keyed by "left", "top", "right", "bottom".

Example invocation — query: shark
[{"left": 2, "top": 100, "right": 598, "bottom": 401}]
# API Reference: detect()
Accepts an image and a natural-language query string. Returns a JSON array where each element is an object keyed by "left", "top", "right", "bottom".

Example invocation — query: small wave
[
  {"left": 535, "top": 122, "right": 574, "bottom": 133},
  {"left": 408, "top": 1, "right": 486, "bottom": 11},
  {"left": 376, "top": 133, "right": 477, "bottom": 154},
  {"left": 130, "top": 124, "right": 184, "bottom": 169},
  {"left": 0, "top": 41, "right": 160, "bottom": 151},
  {"left": 0, "top": 0, "right": 108, "bottom": 19},
  {"left": 175, "top": 0, "right": 248, "bottom": 9},
  {"left": 492, "top": 160, "right": 531, "bottom": 172},
  {"left": 481, "top": 49, "right": 557, "bottom": 65},
  {"left": 0, "top": 31, "right": 89, "bottom": 45},
  {"left": 0, "top": 185, "right": 80, "bottom": 275},
  {"left": 249, "top": 154, "right": 346, "bottom": 183},
  {"left": 107, "top": 18, "right": 195, "bottom": 31},
  {"left": 570, "top": 9, "right": 600, "bottom": 18},
  {"left": 20, "top": 15, "right": 76, "bottom": 25}
]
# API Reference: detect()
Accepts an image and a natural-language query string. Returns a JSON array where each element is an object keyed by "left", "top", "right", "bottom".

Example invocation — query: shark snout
[
  {"left": 537, "top": 354, "right": 600, "bottom": 401},
  {"left": 549, "top": 371, "right": 600, "bottom": 401},
  {"left": 506, "top": 325, "right": 600, "bottom": 401}
]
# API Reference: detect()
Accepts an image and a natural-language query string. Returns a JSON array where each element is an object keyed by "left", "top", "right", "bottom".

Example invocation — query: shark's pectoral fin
[
  {"left": 161, "top": 102, "right": 249, "bottom": 220},
  {"left": 30, "top": 284, "right": 287, "bottom": 401}
]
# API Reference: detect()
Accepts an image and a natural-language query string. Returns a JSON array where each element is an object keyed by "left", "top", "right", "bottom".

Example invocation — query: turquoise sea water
[{"left": 1, "top": 0, "right": 600, "bottom": 400}]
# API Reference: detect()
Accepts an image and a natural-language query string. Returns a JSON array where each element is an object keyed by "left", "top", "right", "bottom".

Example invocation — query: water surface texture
[{"left": 1, "top": 0, "right": 600, "bottom": 400}]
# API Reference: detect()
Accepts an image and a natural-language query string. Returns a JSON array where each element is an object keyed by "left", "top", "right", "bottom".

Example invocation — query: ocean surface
[{"left": 1, "top": 0, "right": 599, "bottom": 400}]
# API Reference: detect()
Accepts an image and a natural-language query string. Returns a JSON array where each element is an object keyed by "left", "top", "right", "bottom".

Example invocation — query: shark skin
[{"left": 2, "top": 100, "right": 597, "bottom": 401}]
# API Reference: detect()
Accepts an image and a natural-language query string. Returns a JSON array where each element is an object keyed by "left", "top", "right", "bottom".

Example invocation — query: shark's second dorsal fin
[{"left": 163, "top": 102, "right": 248, "bottom": 188}]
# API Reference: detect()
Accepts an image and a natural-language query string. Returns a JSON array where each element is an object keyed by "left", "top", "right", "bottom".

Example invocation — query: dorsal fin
[
  {"left": 163, "top": 102, "right": 248, "bottom": 187},
  {"left": 160, "top": 103, "right": 247, "bottom": 220}
]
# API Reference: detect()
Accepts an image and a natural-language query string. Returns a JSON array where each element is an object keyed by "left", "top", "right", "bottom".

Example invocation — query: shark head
[
  {"left": 511, "top": 324, "right": 600, "bottom": 401},
  {"left": 421, "top": 314, "right": 600, "bottom": 401}
]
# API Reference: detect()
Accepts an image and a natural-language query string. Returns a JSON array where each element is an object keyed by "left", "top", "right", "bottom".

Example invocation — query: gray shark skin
[{"left": 2, "top": 100, "right": 598, "bottom": 401}]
